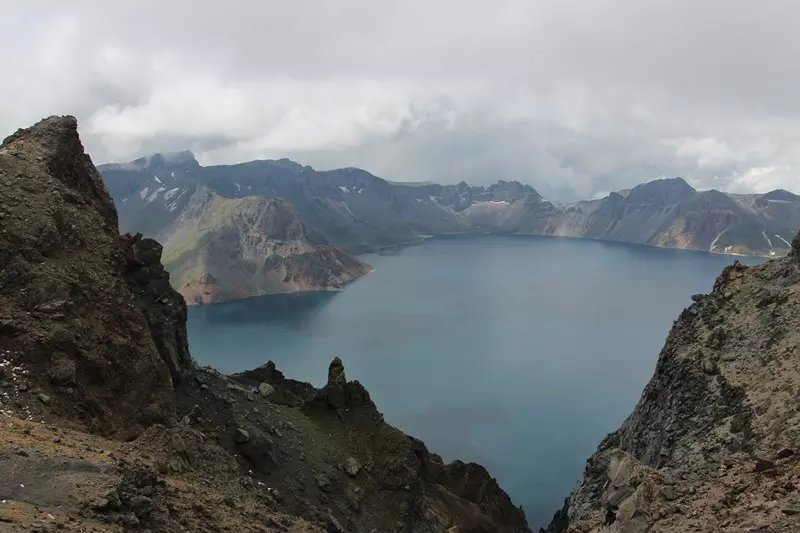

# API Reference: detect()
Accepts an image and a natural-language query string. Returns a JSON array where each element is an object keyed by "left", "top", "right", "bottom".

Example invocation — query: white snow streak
[
  {"left": 762, "top": 230, "right": 773, "bottom": 248},
  {"left": 146, "top": 187, "right": 166, "bottom": 203},
  {"left": 709, "top": 227, "right": 729, "bottom": 251},
  {"left": 163, "top": 188, "right": 181, "bottom": 202}
]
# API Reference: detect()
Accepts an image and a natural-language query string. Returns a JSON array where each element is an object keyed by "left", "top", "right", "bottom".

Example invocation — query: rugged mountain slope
[
  {"left": 160, "top": 187, "right": 370, "bottom": 304},
  {"left": 100, "top": 155, "right": 472, "bottom": 254},
  {"left": 102, "top": 156, "right": 800, "bottom": 263},
  {"left": 545, "top": 236, "right": 800, "bottom": 532},
  {"left": 0, "top": 116, "right": 191, "bottom": 438},
  {"left": 546, "top": 179, "right": 798, "bottom": 256},
  {"left": 0, "top": 116, "right": 528, "bottom": 532}
]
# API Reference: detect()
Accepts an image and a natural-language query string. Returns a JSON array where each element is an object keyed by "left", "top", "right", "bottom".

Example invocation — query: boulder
[{"left": 344, "top": 456, "right": 360, "bottom": 477}]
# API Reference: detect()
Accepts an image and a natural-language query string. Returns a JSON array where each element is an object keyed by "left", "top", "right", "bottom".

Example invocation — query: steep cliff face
[
  {"left": 160, "top": 187, "right": 371, "bottom": 304},
  {"left": 0, "top": 116, "right": 191, "bottom": 438},
  {"left": 0, "top": 116, "right": 528, "bottom": 532},
  {"left": 546, "top": 235, "right": 800, "bottom": 532}
]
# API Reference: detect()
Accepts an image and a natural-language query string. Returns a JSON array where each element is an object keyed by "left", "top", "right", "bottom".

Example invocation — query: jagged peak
[
  {"left": 488, "top": 179, "right": 542, "bottom": 198},
  {"left": 1, "top": 115, "right": 76, "bottom": 148},
  {"left": 327, "top": 356, "right": 346, "bottom": 386},
  {"left": 0, "top": 115, "right": 117, "bottom": 224},
  {"left": 304, "top": 357, "right": 378, "bottom": 420}
]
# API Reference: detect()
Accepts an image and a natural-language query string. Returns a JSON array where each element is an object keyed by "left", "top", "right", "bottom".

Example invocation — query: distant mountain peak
[
  {"left": 105, "top": 150, "right": 200, "bottom": 173},
  {"left": 627, "top": 176, "right": 696, "bottom": 203},
  {"left": 144, "top": 150, "right": 199, "bottom": 170},
  {"left": 763, "top": 189, "right": 800, "bottom": 202},
  {"left": 488, "top": 179, "right": 541, "bottom": 199}
]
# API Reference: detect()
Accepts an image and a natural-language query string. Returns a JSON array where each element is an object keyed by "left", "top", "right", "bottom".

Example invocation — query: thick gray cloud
[{"left": 2, "top": 0, "right": 799, "bottom": 199}]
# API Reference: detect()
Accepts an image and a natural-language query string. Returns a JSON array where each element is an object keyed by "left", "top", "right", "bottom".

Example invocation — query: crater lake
[{"left": 187, "top": 235, "right": 763, "bottom": 526}]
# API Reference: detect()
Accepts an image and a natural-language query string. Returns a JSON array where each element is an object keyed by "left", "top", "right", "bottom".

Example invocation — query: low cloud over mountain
[{"left": 4, "top": 1, "right": 800, "bottom": 200}]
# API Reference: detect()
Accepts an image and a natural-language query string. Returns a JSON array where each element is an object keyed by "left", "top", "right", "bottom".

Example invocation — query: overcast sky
[{"left": 2, "top": 1, "right": 799, "bottom": 200}]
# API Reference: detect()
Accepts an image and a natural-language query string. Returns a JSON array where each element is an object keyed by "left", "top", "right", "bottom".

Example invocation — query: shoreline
[
  {"left": 363, "top": 230, "right": 785, "bottom": 259},
  {"left": 188, "top": 233, "right": 777, "bottom": 307}
]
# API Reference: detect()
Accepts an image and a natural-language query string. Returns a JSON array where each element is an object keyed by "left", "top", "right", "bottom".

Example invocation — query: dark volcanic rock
[
  {"left": 183, "top": 356, "right": 530, "bottom": 532},
  {"left": 0, "top": 116, "right": 190, "bottom": 437},
  {"left": 303, "top": 357, "right": 380, "bottom": 423},
  {"left": 122, "top": 232, "right": 191, "bottom": 383},
  {"left": 232, "top": 360, "right": 316, "bottom": 406}
]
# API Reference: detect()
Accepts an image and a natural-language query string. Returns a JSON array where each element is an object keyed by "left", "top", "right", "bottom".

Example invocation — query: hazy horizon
[
  {"left": 99, "top": 148, "right": 800, "bottom": 200},
  {"left": 4, "top": 1, "right": 800, "bottom": 201}
]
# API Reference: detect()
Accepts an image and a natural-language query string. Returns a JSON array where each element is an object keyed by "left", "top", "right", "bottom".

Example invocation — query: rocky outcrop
[
  {"left": 121, "top": 233, "right": 191, "bottom": 382},
  {"left": 199, "top": 357, "right": 530, "bottom": 532},
  {"left": 545, "top": 235, "right": 800, "bottom": 532},
  {"left": 303, "top": 357, "right": 379, "bottom": 424},
  {"left": 0, "top": 116, "right": 190, "bottom": 438}
]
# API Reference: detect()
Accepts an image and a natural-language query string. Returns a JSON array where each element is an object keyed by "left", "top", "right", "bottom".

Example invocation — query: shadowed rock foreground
[{"left": 0, "top": 117, "right": 529, "bottom": 532}]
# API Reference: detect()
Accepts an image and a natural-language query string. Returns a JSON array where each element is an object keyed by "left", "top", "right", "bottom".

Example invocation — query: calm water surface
[{"left": 187, "top": 235, "right": 763, "bottom": 526}]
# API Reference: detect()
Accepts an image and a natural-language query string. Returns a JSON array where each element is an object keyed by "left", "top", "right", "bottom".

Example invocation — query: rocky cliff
[
  {"left": 160, "top": 187, "right": 371, "bottom": 304},
  {"left": 0, "top": 116, "right": 190, "bottom": 438},
  {"left": 545, "top": 235, "right": 800, "bottom": 532},
  {"left": 0, "top": 117, "right": 528, "bottom": 532}
]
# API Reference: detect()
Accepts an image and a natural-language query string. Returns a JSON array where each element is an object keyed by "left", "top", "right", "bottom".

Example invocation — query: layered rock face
[
  {"left": 0, "top": 116, "right": 190, "bottom": 438},
  {"left": 546, "top": 235, "right": 800, "bottom": 532},
  {"left": 0, "top": 116, "right": 528, "bottom": 532},
  {"left": 160, "top": 187, "right": 371, "bottom": 304}
]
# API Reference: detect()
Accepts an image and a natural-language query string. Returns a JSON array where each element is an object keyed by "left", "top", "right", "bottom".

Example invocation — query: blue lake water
[{"left": 187, "top": 235, "right": 763, "bottom": 527}]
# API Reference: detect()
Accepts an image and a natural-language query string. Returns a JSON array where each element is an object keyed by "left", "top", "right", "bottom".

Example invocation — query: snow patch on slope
[
  {"left": 709, "top": 227, "right": 729, "bottom": 252},
  {"left": 146, "top": 187, "right": 166, "bottom": 203},
  {"left": 163, "top": 188, "right": 181, "bottom": 202},
  {"left": 776, "top": 234, "right": 792, "bottom": 247},
  {"left": 762, "top": 231, "right": 773, "bottom": 248}
]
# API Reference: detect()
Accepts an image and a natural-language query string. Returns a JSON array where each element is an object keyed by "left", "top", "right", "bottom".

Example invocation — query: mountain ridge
[{"left": 101, "top": 155, "right": 800, "bottom": 262}]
